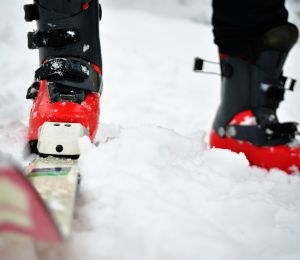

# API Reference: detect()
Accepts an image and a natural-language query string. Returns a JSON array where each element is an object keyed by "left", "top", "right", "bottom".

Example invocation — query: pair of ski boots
[
  {"left": 24, "top": 1, "right": 300, "bottom": 173},
  {"left": 25, "top": 0, "right": 102, "bottom": 157},
  {"left": 209, "top": 23, "right": 300, "bottom": 174}
]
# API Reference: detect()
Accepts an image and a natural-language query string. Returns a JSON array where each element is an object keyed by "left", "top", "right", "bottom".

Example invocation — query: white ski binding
[{"left": 37, "top": 122, "right": 88, "bottom": 157}]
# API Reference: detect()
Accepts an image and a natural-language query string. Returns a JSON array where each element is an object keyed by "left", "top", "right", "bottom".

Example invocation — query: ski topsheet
[{"left": 25, "top": 156, "right": 79, "bottom": 239}]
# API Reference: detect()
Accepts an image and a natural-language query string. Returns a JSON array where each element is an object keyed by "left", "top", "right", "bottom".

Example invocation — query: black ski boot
[
  {"left": 209, "top": 23, "right": 300, "bottom": 173},
  {"left": 24, "top": 0, "right": 103, "bottom": 149}
]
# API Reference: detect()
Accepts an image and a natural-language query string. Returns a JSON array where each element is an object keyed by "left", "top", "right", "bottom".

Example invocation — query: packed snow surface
[{"left": 1, "top": 1, "right": 300, "bottom": 259}]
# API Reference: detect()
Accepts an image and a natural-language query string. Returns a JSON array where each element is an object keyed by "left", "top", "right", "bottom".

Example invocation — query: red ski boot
[
  {"left": 209, "top": 24, "right": 300, "bottom": 174},
  {"left": 24, "top": 0, "right": 103, "bottom": 152}
]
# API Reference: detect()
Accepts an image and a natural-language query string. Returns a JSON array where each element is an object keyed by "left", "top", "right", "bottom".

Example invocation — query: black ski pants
[{"left": 212, "top": 0, "right": 288, "bottom": 58}]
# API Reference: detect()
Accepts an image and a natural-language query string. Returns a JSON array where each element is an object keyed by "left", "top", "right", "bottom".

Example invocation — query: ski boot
[
  {"left": 24, "top": 0, "right": 103, "bottom": 154},
  {"left": 209, "top": 24, "right": 300, "bottom": 174}
]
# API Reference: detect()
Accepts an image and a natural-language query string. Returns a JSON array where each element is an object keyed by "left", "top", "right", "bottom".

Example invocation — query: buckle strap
[
  {"left": 35, "top": 57, "right": 101, "bottom": 93},
  {"left": 282, "top": 76, "right": 297, "bottom": 91},
  {"left": 24, "top": 4, "right": 39, "bottom": 22},
  {"left": 267, "top": 122, "right": 298, "bottom": 136},
  {"left": 226, "top": 122, "right": 298, "bottom": 146},
  {"left": 260, "top": 84, "right": 285, "bottom": 108},
  {"left": 28, "top": 29, "right": 79, "bottom": 49},
  {"left": 35, "top": 58, "right": 89, "bottom": 81},
  {"left": 260, "top": 75, "right": 297, "bottom": 109}
]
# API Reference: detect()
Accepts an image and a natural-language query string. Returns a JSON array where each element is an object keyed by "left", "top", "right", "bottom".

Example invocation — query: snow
[
  {"left": 1, "top": 0, "right": 300, "bottom": 260},
  {"left": 67, "top": 30, "right": 76, "bottom": 37},
  {"left": 83, "top": 44, "right": 90, "bottom": 53}
]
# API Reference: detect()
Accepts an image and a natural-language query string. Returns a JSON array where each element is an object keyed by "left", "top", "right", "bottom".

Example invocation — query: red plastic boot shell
[
  {"left": 209, "top": 131, "right": 300, "bottom": 174},
  {"left": 28, "top": 80, "right": 100, "bottom": 143}
]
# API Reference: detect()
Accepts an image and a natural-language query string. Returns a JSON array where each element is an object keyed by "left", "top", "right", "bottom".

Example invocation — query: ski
[{"left": 25, "top": 155, "right": 80, "bottom": 240}]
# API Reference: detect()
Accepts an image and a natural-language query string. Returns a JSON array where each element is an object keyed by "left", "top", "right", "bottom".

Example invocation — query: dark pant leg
[{"left": 212, "top": 0, "right": 288, "bottom": 58}]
